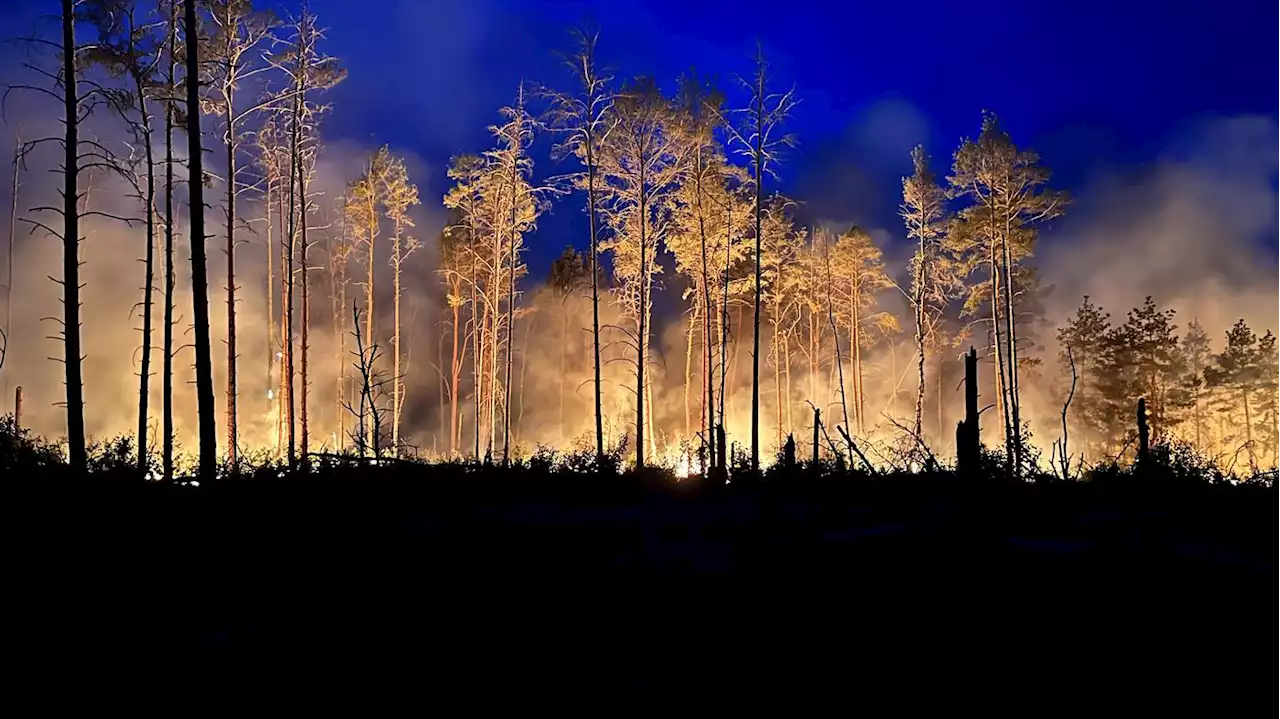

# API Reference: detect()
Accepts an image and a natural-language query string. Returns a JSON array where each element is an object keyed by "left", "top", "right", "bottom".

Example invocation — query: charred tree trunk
[
  {"left": 299, "top": 187, "right": 310, "bottom": 466},
  {"left": 635, "top": 187, "right": 648, "bottom": 469},
  {"left": 185, "top": 0, "right": 218, "bottom": 479},
  {"left": 956, "top": 347, "right": 979, "bottom": 474},
  {"left": 749, "top": 74, "right": 764, "bottom": 472},
  {"left": 161, "top": 2, "right": 176, "bottom": 481},
  {"left": 61, "top": 0, "right": 87, "bottom": 474},
  {"left": 224, "top": 91, "right": 238, "bottom": 467},
  {"left": 136, "top": 83, "right": 156, "bottom": 475},
  {"left": 586, "top": 141, "right": 604, "bottom": 463},
  {"left": 283, "top": 88, "right": 300, "bottom": 466}
]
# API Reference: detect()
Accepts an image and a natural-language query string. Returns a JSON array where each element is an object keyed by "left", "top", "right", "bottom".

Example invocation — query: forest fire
[{"left": 0, "top": 2, "right": 1275, "bottom": 482}]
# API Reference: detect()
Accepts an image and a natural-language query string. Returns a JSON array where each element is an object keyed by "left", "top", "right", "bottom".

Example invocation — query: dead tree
[
  {"left": 161, "top": 0, "right": 178, "bottom": 481},
  {"left": 207, "top": 0, "right": 277, "bottom": 466},
  {"left": 956, "top": 347, "right": 980, "bottom": 475},
  {"left": 1137, "top": 397, "right": 1149, "bottom": 465},
  {"left": 184, "top": 0, "right": 218, "bottom": 480},
  {"left": 3, "top": 131, "right": 21, "bottom": 416},
  {"left": 343, "top": 301, "right": 391, "bottom": 460},
  {"left": 714, "top": 44, "right": 797, "bottom": 471}
]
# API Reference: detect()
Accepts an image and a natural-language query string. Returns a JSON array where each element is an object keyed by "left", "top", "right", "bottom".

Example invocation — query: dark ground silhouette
[{"left": 8, "top": 460, "right": 1276, "bottom": 715}]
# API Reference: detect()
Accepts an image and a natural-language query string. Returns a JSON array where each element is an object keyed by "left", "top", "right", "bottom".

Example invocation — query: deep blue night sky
[
  {"left": 1, "top": 0, "right": 1276, "bottom": 279},
  {"left": 298, "top": 0, "right": 1278, "bottom": 277}
]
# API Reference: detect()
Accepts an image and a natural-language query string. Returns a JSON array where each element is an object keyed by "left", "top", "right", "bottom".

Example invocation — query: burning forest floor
[{"left": 6, "top": 441, "right": 1276, "bottom": 715}]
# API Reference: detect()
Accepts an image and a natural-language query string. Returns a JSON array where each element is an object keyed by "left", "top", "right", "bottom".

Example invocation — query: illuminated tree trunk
[
  {"left": 136, "top": 83, "right": 156, "bottom": 474},
  {"left": 161, "top": 2, "right": 176, "bottom": 481},
  {"left": 471, "top": 277, "right": 481, "bottom": 459},
  {"left": 635, "top": 184, "right": 648, "bottom": 468},
  {"left": 224, "top": 90, "right": 239, "bottom": 467},
  {"left": 749, "top": 73, "right": 763, "bottom": 472},
  {"left": 60, "top": 0, "right": 87, "bottom": 474},
  {"left": 773, "top": 316, "right": 783, "bottom": 449},
  {"left": 502, "top": 175, "right": 516, "bottom": 466},
  {"left": 684, "top": 309, "right": 695, "bottom": 442},
  {"left": 696, "top": 165, "right": 715, "bottom": 472},
  {"left": 299, "top": 172, "right": 311, "bottom": 465},
  {"left": 1000, "top": 231, "right": 1022, "bottom": 469},
  {"left": 185, "top": 0, "right": 218, "bottom": 479},
  {"left": 450, "top": 276, "right": 462, "bottom": 455},
  {"left": 392, "top": 223, "right": 403, "bottom": 453},
  {"left": 585, "top": 139, "right": 604, "bottom": 463},
  {"left": 364, "top": 189, "right": 376, "bottom": 449},
  {"left": 283, "top": 85, "right": 300, "bottom": 466}
]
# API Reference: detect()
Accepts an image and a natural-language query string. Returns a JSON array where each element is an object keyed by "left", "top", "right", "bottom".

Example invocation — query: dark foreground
[{"left": 10, "top": 466, "right": 1276, "bottom": 715}]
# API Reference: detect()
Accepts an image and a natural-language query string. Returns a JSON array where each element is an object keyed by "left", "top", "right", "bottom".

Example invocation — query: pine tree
[
  {"left": 1179, "top": 319, "right": 1212, "bottom": 452},
  {"left": 716, "top": 45, "right": 797, "bottom": 471},
  {"left": 949, "top": 113, "right": 1066, "bottom": 473},
  {"left": 182, "top": 0, "right": 218, "bottom": 479},
  {"left": 1206, "top": 320, "right": 1266, "bottom": 469},
  {"left": 544, "top": 28, "right": 613, "bottom": 463},
  {"left": 380, "top": 152, "right": 419, "bottom": 453},
  {"left": 900, "top": 145, "right": 951, "bottom": 442},
  {"left": 828, "top": 226, "right": 897, "bottom": 436},
  {"left": 597, "top": 78, "right": 689, "bottom": 467},
  {"left": 82, "top": 0, "right": 164, "bottom": 473},
  {"left": 1057, "top": 296, "right": 1112, "bottom": 458},
  {"left": 205, "top": 0, "right": 276, "bottom": 467}
]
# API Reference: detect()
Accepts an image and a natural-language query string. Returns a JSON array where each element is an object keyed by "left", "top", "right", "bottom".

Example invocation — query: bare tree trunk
[
  {"left": 684, "top": 309, "right": 695, "bottom": 442},
  {"left": 60, "top": 0, "right": 87, "bottom": 473},
  {"left": 265, "top": 169, "right": 274, "bottom": 420},
  {"left": 450, "top": 283, "right": 461, "bottom": 455},
  {"left": 696, "top": 162, "right": 715, "bottom": 473},
  {"left": 224, "top": 94, "right": 238, "bottom": 467},
  {"left": 162, "top": 3, "right": 176, "bottom": 481},
  {"left": 4, "top": 130, "right": 18, "bottom": 404},
  {"left": 185, "top": 0, "right": 217, "bottom": 480},
  {"left": 635, "top": 186, "right": 648, "bottom": 468},
  {"left": 284, "top": 90, "right": 300, "bottom": 466},
  {"left": 559, "top": 309, "right": 568, "bottom": 439},
  {"left": 299, "top": 184, "right": 310, "bottom": 466},
  {"left": 913, "top": 235, "right": 926, "bottom": 442},
  {"left": 989, "top": 253, "right": 1012, "bottom": 465},
  {"left": 502, "top": 178, "right": 516, "bottom": 466},
  {"left": 136, "top": 92, "right": 155, "bottom": 474},
  {"left": 364, "top": 186, "right": 376, "bottom": 449},
  {"left": 392, "top": 234, "right": 402, "bottom": 453},
  {"left": 277, "top": 180, "right": 287, "bottom": 455},
  {"left": 773, "top": 317, "right": 783, "bottom": 450},
  {"left": 851, "top": 281, "right": 864, "bottom": 435},
  {"left": 585, "top": 139, "right": 604, "bottom": 462},
  {"left": 1243, "top": 388, "right": 1255, "bottom": 468},
  {"left": 471, "top": 279, "right": 481, "bottom": 459},
  {"left": 1000, "top": 235, "right": 1022, "bottom": 471},
  {"left": 749, "top": 71, "right": 763, "bottom": 471}
]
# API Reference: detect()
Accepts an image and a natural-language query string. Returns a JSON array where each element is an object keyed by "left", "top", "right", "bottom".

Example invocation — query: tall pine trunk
[
  {"left": 695, "top": 150, "right": 715, "bottom": 473},
  {"left": 586, "top": 139, "right": 603, "bottom": 461},
  {"left": 450, "top": 280, "right": 461, "bottom": 455},
  {"left": 913, "top": 235, "right": 926, "bottom": 441},
  {"left": 185, "top": 0, "right": 218, "bottom": 479},
  {"left": 502, "top": 159, "right": 517, "bottom": 465},
  {"left": 61, "top": 0, "right": 86, "bottom": 473},
  {"left": 635, "top": 185, "right": 648, "bottom": 468},
  {"left": 161, "top": 2, "right": 176, "bottom": 481},
  {"left": 392, "top": 227, "right": 402, "bottom": 454},
  {"left": 224, "top": 90, "right": 238, "bottom": 466},
  {"left": 284, "top": 87, "right": 300, "bottom": 465},
  {"left": 1000, "top": 233, "right": 1022, "bottom": 470},
  {"left": 749, "top": 74, "right": 763, "bottom": 471},
  {"left": 299, "top": 170, "right": 310, "bottom": 465},
  {"left": 136, "top": 81, "right": 156, "bottom": 474}
]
